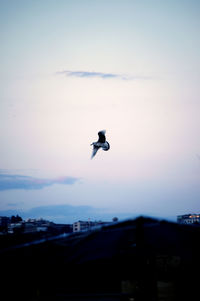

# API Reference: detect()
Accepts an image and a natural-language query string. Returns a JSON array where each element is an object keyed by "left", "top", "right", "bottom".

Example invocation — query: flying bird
[{"left": 91, "top": 130, "right": 110, "bottom": 159}]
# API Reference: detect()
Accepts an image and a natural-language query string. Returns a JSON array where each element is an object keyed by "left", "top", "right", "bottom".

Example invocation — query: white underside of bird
[{"left": 91, "top": 130, "right": 110, "bottom": 159}]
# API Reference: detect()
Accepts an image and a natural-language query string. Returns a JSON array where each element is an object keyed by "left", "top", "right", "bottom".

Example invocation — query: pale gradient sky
[{"left": 0, "top": 0, "right": 200, "bottom": 222}]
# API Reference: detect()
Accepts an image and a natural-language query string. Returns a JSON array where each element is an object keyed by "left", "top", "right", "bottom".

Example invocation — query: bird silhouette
[{"left": 91, "top": 130, "right": 110, "bottom": 159}]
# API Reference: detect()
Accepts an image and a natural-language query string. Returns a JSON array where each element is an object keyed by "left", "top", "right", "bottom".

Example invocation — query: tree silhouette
[{"left": 11, "top": 215, "right": 22, "bottom": 223}]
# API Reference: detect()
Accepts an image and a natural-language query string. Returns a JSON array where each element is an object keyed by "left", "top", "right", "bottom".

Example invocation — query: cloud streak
[
  {"left": 57, "top": 70, "right": 150, "bottom": 80},
  {"left": 0, "top": 174, "right": 79, "bottom": 191}
]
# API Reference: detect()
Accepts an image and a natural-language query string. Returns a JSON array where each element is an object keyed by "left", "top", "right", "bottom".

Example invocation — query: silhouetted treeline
[{"left": 10, "top": 215, "right": 22, "bottom": 223}]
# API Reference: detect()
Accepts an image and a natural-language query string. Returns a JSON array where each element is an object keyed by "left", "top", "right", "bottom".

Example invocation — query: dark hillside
[{"left": 1, "top": 217, "right": 200, "bottom": 300}]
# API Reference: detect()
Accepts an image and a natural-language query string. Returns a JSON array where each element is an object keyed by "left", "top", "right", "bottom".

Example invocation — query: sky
[{"left": 0, "top": 0, "right": 200, "bottom": 223}]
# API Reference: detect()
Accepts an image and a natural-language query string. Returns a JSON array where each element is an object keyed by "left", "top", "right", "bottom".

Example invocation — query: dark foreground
[{"left": 1, "top": 217, "right": 200, "bottom": 301}]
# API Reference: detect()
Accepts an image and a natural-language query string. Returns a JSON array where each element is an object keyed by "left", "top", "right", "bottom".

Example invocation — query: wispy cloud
[
  {"left": 0, "top": 174, "right": 79, "bottom": 191},
  {"left": 61, "top": 70, "right": 120, "bottom": 79},
  {"left": 56, "top": 70, "right": 150, "bottom": 80}
]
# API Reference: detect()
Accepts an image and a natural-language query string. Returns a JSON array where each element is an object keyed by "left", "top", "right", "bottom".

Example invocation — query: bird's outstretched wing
[
  {"left": 91, "top": 145, "right": 100, "bottom": 159},
  {"left": 98, "top": 130, "right": 106, "bottom": 143}
]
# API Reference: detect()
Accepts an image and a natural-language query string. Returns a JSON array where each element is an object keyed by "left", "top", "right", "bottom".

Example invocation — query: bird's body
[{"left": 91, "top": 130, "right": 110, "bottom": 159}]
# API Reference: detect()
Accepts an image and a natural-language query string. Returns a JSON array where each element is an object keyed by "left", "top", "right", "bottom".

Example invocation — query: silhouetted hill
[
  {"left": 1, "top": 216, "right": 200, "bottom": 300},
  {"left": 0, "top": 204, "right": 134, "bottom": 223}
]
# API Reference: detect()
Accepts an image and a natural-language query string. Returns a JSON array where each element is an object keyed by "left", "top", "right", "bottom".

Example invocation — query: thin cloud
[
  {"left": 0, "top": 174, "right": 79, "bottom": 191},
  {"left": 56, "top": 70, "right": 150, "bottom": 80}
]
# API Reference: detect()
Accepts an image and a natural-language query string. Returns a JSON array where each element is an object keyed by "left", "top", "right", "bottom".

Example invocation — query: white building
[
  {"left": 177, "top": 214, "right": 200, "bottom": 224},
  {"left": 73, "top": 221, "right": 92, "bottom": 232},
  {"left": 73, "top": 220, "right": 110, "bottom": 233}
]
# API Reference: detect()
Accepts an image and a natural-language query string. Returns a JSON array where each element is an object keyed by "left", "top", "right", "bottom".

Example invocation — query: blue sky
[{"left": 0, "top": 0, "right": 200, "bottom": 223}]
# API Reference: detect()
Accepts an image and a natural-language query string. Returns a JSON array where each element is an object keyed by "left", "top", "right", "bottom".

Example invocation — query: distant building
[
  {"left": 7, "top": 218, "right": 51, "bottom": 234},
  {"left": 8, "top": 222, "right": 23, "bottom": 234},
  {"left": 73, "top": 221, "right": 91, "bottom": 232},
  {"left": 1, "top": 216, "right": 74, "bottom": 235},
  {"left": 24, "top": 218, "right": 53, "bottom": 233},
  {"left": 0, "top": 216, "right": 11, "bottom": 234},
  {"left": 73, "top": 220, "right": 110, "bottom": 233},
  {"left": 0, "top": 216, "right": 11, "bottom": 228},
  {"left": 49, "top": 223, "right": 72, "bottom": 234},
  {"left": 177, "top": 214, "right": 200, "bottom": 225},
  {"left": 23, "top": 222, "right": 37, "bottom": 233}
]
